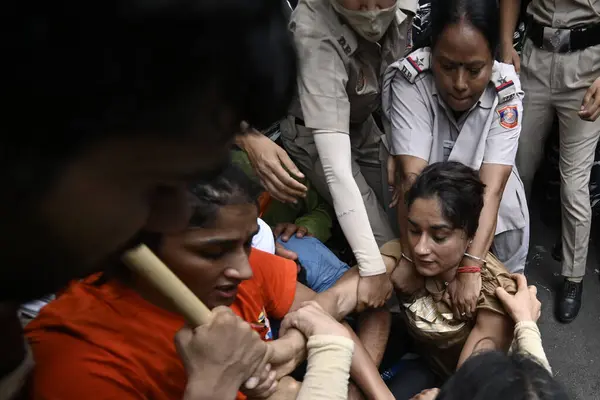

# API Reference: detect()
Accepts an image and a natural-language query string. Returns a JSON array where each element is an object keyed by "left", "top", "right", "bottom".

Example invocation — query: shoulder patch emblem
[{"left": 498, "top": 105, "right": 518, "bottom": 129}]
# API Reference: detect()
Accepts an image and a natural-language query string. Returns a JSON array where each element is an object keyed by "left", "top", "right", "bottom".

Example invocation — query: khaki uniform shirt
[
  {"left": 382, "top": 48, "right": 528, "bottom": 235},
  {"left": 288, "top": 0, "right": 417, "bottom": 135},
  {"left": 527, "top": 0, "right": 600, "bottom": 28}
]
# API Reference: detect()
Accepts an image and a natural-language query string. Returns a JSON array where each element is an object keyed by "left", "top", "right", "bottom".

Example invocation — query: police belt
[{"left": 527, "top": 18, "right": 600, "bottom": 53}]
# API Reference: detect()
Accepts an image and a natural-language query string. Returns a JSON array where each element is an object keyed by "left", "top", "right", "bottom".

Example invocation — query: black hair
[
  {"left": 96, "top": 163, "right": 262, "bottom": 285},
  {"left": 3, "top": 0, "right": 296, "bottom": 199},
  {"left": 430, "top": 0, "right": 500, "bottom": 56},
  {"left": 406, "top": 161, "right": 485, "bottom": 238},
  {"left": 438, "top": 351, "right": 570, "bottom": 400},
  {"left": 188, "top": 164, "right": 264, "bottom": 228}
]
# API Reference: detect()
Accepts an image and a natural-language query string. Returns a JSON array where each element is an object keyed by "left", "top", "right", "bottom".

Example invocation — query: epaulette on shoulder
[
  {"left": 491, "top": 63, "right": 518, "bottom": 104},
  {"left": 398, "top": 47, "right": 431, "bottom": 83},
  {"left": 335, "top": 24, "right": 359, "bottom": 57}
]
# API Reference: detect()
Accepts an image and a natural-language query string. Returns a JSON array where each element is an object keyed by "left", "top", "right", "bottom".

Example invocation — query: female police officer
[
  {"left": 280, "top": 0, "right": 418, "bottom": 309},
  {"left": 382, "top": 0, "right": 529, "bottom": 319}
]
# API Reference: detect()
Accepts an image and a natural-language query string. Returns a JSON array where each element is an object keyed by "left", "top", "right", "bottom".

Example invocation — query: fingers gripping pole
[{"left": 122, "top": 244, "right": 212, "bottom": 327}]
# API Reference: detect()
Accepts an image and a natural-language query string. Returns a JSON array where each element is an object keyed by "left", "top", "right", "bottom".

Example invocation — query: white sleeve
[
  {"left": 296, "top": 335, "right": 354, "bottom": 400},
  {"left": 251, "top": 218, "right": 276, "bottom": 254},
  {"left": 314, "top": 131, "right": 387, "bottom": 276},
  {"left": 512, "top": 321, "right": 552, "bottom": 374}
]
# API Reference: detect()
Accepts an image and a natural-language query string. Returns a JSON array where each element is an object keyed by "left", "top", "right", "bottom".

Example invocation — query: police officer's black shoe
[{"left": 556, "top": 279, "right": 583, "bottom": 323}]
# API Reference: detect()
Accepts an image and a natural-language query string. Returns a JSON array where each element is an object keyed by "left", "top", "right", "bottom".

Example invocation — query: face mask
[{"left": 330, "top": 1, "right": 398, "bottom": 43}]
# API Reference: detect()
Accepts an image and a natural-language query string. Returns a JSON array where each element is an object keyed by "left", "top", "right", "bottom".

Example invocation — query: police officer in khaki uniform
[
  {"left": 500, "top": 0, "right": 600, "bottom": 323},
  {"left": 384, "top": 49, "right": 529, "bottom": 273},
  {"left": 280, "top": 0, "right": 418, "bottom": 309},
  {"left": 383, "top": 0, "right": 529, "bottom": 320}
]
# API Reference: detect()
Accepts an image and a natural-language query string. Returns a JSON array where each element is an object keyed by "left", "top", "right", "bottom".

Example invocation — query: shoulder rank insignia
[
  {"left": 399, "top": 47, "right": 431, "bottom": 83},
  {"left": 491, "top": 64, "right": 518, "bottom": 104},
  {"left": 498, "top": 105, "right": 519, "bottom": 129}
]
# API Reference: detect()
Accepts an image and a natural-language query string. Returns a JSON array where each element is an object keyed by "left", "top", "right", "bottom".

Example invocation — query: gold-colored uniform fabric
[{"left": 381, "top": 240, "right": 516, "bottom": 378}]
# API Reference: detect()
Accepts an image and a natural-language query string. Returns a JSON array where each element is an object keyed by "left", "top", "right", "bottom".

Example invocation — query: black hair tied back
[{"left": 430, "top": 0, "right": 500, "bottom": 56}]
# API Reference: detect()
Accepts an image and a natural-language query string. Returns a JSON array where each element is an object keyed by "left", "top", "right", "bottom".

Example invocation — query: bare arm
[
  {"left": 499, "top": 0, "right": 521, "bottom": 47},
  {"left": 499, "top": 0, "right": 522, "bottom": 69},
  {"left": 448, "top": 164, "right": 512, "bottom": 319},
  {"left": 395, "top": 155, "right": 429, "bottom": 254},
  {"left": 466, "top": 164, "right": 512, "bottom": 265},
  {"left": 457, "top": 309, "right": 514, "bottom": 369},
  {"left": 270, "top": 270, "right": 361, "bottom": 378},
  {"left": 356, "top": 308, "right": 391, "bottom": 367},
  {"left": 283, "top": 281, "right": 393, "bottom": 399},
  {"left": 343, "top": 322, "right": 394, "bottom": 400}
]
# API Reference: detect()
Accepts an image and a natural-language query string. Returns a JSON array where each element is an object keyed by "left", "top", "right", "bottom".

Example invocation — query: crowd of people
[{"left": 2, "top": 0, "right": 599, "bottom": 399}]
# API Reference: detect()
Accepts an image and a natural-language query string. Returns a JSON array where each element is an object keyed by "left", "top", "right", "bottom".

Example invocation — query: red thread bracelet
[{"left": 457, "top": 266, "right": 481, "bottom": 274}]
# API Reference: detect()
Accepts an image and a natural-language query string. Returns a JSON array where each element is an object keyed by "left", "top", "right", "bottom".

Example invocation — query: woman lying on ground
[{"left": 383, "top": 161, "right": 517, "bottom": 379}]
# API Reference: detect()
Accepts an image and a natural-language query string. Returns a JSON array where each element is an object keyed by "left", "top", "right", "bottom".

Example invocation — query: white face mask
[{"left": 330, "top": 1, "right": 398, "bottom": 43}]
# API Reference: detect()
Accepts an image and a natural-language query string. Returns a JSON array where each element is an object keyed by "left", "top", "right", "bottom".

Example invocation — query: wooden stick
[{"left": 122, "top": 244, "right": 212, "bottom": 327}]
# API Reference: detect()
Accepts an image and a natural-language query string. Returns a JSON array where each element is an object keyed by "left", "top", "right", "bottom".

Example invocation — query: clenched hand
[
  {"left": 176, "top": 306, "right": 271, "bottom": 399},
  {"left": 356, "top": 273, "right": 393, "bottom": 311}
]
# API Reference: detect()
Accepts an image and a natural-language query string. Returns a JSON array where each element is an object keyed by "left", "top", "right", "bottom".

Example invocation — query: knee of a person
[
  {"left": 560, "top": 184, "right": 592, "bottom": 213},
  {"left": 561, "top": 177, "right": 590, "bottom": 195}
]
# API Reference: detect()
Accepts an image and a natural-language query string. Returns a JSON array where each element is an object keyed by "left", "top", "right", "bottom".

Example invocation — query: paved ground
[{"left": 526, "top": 201, "right": 600, "bottom": 399}]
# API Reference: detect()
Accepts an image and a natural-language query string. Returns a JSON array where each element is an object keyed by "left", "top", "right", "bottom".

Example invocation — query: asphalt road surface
[{"left": 526, "top": 201, "right": 600, "bottom": 399}]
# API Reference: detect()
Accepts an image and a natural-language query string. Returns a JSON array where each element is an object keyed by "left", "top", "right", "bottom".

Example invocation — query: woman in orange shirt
[{"left": 26, "top": 165, "right": 394, "bottom": 400}]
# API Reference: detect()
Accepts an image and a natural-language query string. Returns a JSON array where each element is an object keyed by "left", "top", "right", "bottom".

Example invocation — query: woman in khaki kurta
[{"left": 380, "top": 161, "right": 517, "bottom": 379}]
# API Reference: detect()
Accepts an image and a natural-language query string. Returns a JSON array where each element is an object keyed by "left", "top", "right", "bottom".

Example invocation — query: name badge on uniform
[{"left": 443, "top": 140, "right": 455, "bottom": 160}]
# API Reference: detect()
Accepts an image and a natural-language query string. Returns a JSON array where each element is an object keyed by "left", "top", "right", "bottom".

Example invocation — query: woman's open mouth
[{"left": 215, "top": 284, "right": 239, "bottom": 299}]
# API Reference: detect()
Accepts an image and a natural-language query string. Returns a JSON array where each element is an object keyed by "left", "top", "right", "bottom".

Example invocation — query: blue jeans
[{"left": 276, "top": 235, "right": 350, "bottom": 293}]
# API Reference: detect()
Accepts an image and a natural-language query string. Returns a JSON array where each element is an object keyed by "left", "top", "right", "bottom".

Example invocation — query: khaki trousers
[
  {"left": 517, "top": 39, "right": 600, "bottom": 278},
  {"left": 280, "top": 115, "right": 397, "bottom": 247}
]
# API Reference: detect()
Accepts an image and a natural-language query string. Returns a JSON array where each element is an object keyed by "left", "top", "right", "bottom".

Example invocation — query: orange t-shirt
[
  {"left": 258, "top": 192, "right": 272, "bottom": 217},
  {"left": 25, "top": 249, "right": 298, "bottom": 400}
]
